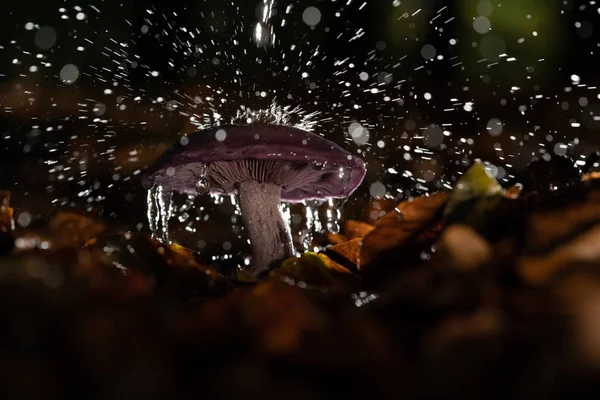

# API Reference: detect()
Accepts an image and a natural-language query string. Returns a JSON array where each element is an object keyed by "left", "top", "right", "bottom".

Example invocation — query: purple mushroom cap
[
  {"left": 142, "top": 124, "right": 367, "bottom": 277},
  {"left": 142, "top": 124, "right": 366, "bottom": 203}
]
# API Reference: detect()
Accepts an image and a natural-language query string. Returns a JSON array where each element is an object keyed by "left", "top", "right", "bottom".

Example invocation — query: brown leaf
[
  {"left": 48, "top": 211, "right": 107, "bottom": 247},
  {"left": 424, "top": 308, "right": 503, "bottom": 352},
  {"left": 158, "top": 241, "right": 224, "bottom": 279},
  {"left": 241, "top": 281, "right": 327, "bottom": 354},
  {"left": 325, "top": 231, "right": 348, "bottom": 245},
  {"left": 359, "top": 192, "right": 449, "bottom": 270},
  {"left": 525, "top": 193, "right": 600, "bottom": 254},
  {"left": 518, "top": 224, "right": 600, "bottom": 286},
  {"left": 582, "top": 171, "right": 600, "bottom": 182},
  {"left": 326, "top": 238, "right": 362, "bottom": 267},
  {"left": 439, "top": 225, "right": 492, "bottom": 271},
  {"left": 233, "top": 265, "right": 257, "bottom": 284},
  {"left": 269, "top": 253, "right": 359, "bottom": 292},
  {"left": 363, "top": 198, "right": 397, "bottom": 225},
  {"left": 345, "top": 220, "right": 375, "bottom": 239},
  {"left": 87, "top": 232, "right": 233, "bottom": 299},
  {"left": 504, "top": 184, "right": 523, "bottom": 199},
  {"left": 318, "top": 254, "right": 357, "bottom": 276}
]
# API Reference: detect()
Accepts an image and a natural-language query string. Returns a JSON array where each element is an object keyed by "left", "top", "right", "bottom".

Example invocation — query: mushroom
[{"left": 142, "top": 124, "right": 366, "bottom": 277}]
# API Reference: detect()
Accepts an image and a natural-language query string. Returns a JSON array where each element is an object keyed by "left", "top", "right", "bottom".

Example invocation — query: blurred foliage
[{"left": 458, "top": 0, "right": 564, "bottom": 83}]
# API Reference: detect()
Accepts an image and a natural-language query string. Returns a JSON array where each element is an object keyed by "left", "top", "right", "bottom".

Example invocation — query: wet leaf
[
  {"left": 359, "top": 192, "right": 449, "bottom": 270},
  {"left": 582, "top": 172, "right": 600, "bottom": 182},
  {"left": 423, "top": 308, "right": 503, "bottom": 353},
  {"left": 504, "top": 184, "right": 523, "bottom": 199},
  {"left": 438, "top": 225, "right": 493, "bottom": 271},
  {"left": 345, "top": 220, "right": 375, "bottom": 239},
  {"left": 325, "top": 231, "right": 348, "bottom": 245},
  {"left": 525, "top": 194, "right": 600, "bottom": 255},
  {"left": 325, "top": 220, "right": 374, "bottom": 246},
  {"left": 234, "top": 265, "right": 258, "bottom": 284},
  {"left": 317, "top": 252, "right": 357, "bottom": 276},
  {"left": 363, "top": 198, "right": 397, "bottom": 225},
  {"left": 443, "top": 162, "right": 504, "bottom": 231},
  {"left": 269, "top": 252, "right": 359, "bottom": 292},
  {"left": 48, "top": 211, "right": 107, "bottom": 247},
  {"left": 325, "top": 238, "right": 362, "bottom": 268},
  {"left": 88, "top": 232, "right": 233, "bottom": 300},
  {"left": 518, "top": 224, "right": 600, "bottom": 286},
  {"left": 242, "top": 281, "right": 327, "bottom": 354}
]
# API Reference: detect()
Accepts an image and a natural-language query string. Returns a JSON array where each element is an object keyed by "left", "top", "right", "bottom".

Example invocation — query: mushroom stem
[{"left": 237, "top": 180, "right": 295, "bottom": 277}]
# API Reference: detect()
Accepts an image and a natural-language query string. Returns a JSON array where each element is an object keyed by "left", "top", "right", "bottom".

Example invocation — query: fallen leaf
[
  {"left": 359, "top": 192, "right": 449, "bottom": 270},
  {"left": 48, "top": 211, "right": 107, "bottom": 247},
  {"left": 269, "top": 252, "right": 359, "bottom": 292},
  {"left": 443, "top": 162, "right": 504, "bottom": 231},
  {"left": 504, "top": 184, "right": 523, "bottom": 199},
  {"left": 438, "top": 225, "right": 493, "bottom": 271},
  {"left": 525, "top": 197, "right": 600, "bottom": 255},
  {"left": 518, "top": 224, "right": 600, "bottom": 285},
  {"left": 363, "top": 198, "right": 397, "bottom": 225},
  {"left": 325, "top": 238, "right": 362, "bottom": 267},
  {"left": 235, "top": 265, "right": 258, "bottom": 284},
  {"left": 345, "top": 220, "right": 375, "bottom": 239},
  {"left": 88, "top": 232, "right": 233, "bottom": 299},
  {"left": 242, "top": 281, "right": 327, "bottom": 354},
  {"left": 317, "top": 253, "right": 356, "bottom": 276},
  {"left": 582, "top": 171, "right": 600, "bottom": 182},
  {"left": 325, "top": 231, "right": 348, "bottom": 245}
]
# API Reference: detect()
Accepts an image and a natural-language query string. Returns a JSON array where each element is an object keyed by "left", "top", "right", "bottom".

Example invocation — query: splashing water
[
  {"left": 178, "top": 194, "right": 196, "bottom": 223},
  {"left": 230, "top": 103, "right": 320, "bottom": 132},
  {"left": 3, "top": 1, "right": 600, "bottom": 263},
  {"left": 146, "top": 169, "right": 349, "bottom": 253},
  {"left": 254, "top": 0, "right": 277, "bottom": 47}
]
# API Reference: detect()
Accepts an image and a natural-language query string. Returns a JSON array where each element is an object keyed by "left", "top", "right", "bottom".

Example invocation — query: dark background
[{"left": 0, "top": 0, "right": 599, "bottom": 261}]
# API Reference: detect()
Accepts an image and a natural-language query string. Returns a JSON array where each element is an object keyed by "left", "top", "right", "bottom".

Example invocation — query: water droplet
[
  {"left": 312, "top": 161, "right": 326, "bottom": 171},
  {"left": 196, "top": 178, "right": 210, "bottom": 195},
  {"left": 177, "top": 194, "right": 196, "bottom": 223},
  {"left": 195, "top": 163, "right": 210, "bottom": 195},
  {"left": 326, "top": 198, "right": 341, "bottom": 234},
  {"left": 302, "top": 6, "right": 322, "bottom": 26},
  {"left": 215, "top": 129, "right": 227, "bottom": 141},
  {"left": 311, "top": 201, "right": 323, "bottom": 235},
  {"left": 34, "top": 26, "right": 57, "bottom": 50},
  {"left": 59, "top": 64, "right": 80, "bottom": 84},
  {"left": 339, "top": 166, "right": 352, "bottom": 184}
]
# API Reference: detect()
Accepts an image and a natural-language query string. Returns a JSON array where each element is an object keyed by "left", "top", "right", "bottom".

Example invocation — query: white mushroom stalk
[{"left": 237, "top": 180, "right": 294, "bottom": 276}]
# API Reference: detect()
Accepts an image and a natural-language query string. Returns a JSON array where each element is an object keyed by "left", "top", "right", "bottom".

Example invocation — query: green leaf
[{"left": 444, "top": 162, "right": 504, "bottom": 230}]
